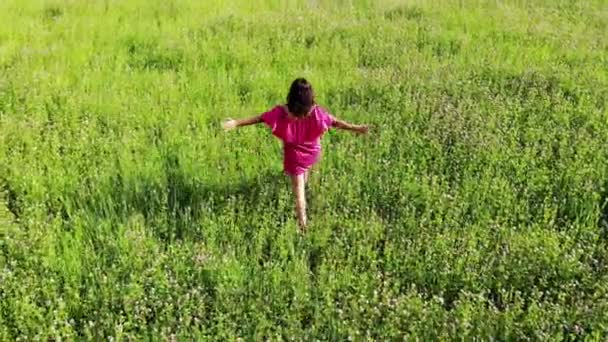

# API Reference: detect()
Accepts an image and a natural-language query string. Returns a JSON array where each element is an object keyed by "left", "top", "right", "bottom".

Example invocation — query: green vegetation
[{"left": 1, "top": 0, "right": 607, "bottom": 339}]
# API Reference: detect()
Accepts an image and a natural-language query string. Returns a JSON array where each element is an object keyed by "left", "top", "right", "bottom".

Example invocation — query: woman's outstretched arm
[
  {"left": 332, "top": 118, "right": 369, "bottom": 134},
  {"left": 223, "top": 115, "right": 263, "bottom": 131}
]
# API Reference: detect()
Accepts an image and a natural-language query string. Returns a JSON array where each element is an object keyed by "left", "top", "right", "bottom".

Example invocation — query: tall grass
[{"left": 1, "top": 0, "right": 607, "bottom": 339}]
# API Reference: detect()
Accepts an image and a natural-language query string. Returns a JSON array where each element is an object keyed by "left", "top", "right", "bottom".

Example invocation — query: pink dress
[{"left": 261, "top": 105, "right": 335, "bottom": 176}]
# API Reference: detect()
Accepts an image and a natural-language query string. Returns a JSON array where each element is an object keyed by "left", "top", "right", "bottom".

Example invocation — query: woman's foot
[{"left": 298, "top": 219, "right": 307, "bottom": 233}]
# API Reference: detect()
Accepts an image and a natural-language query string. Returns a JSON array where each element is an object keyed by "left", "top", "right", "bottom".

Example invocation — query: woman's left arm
[{"left": 223, "top": 115, "right": 263, "bottom": 131}]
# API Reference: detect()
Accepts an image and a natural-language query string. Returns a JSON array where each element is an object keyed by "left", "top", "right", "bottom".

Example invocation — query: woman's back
[{"left": 262, "top": 105, "right": 335, "bottom": 145}]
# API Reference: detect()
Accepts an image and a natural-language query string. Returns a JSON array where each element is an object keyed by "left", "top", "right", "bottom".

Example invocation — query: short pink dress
[{"left": 261, "top": 105, "right": 335, "bottom": 176}]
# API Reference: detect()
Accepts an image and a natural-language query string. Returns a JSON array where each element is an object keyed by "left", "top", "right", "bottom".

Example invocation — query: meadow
[{"left": 1, "top": 0, "right": 608, "bottom": 339}]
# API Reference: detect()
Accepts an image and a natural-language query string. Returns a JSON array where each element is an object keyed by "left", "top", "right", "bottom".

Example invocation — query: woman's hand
[
  {"left": 222, "top": 118, "right": 238, "bottom": 132},
  {"left": 355, "top": 125, "right": 369, "bottom": 135}
]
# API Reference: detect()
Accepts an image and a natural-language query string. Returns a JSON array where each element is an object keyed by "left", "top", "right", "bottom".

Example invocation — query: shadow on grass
[
  {"left": 150, "top": 163, "right": 285, "bottom": 243},
  {"left": 78, "top": 152, "right": 289, "bottom": 244}
]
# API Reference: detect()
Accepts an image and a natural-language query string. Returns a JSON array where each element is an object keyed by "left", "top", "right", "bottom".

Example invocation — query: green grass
[{"left": 1, "top": 0, "right": 608, "bottom": 339}]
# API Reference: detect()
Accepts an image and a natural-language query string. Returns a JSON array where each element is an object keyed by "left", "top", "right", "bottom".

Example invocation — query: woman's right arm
[{"left": 333, "top": 118, "right": 369, "bottom": 134}]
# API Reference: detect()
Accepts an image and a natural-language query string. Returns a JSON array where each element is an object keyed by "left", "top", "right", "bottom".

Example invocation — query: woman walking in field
[{"left": 223, "top": 78, "right": 368, "bottom": 231}]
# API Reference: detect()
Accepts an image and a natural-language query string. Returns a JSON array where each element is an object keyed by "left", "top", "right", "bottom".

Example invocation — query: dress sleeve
[
  {"left": 317, "top": 106, "right": 336, "bottom": 132},
  {"left": 261, "top": 106, "right": 282, "bottom": 131}
]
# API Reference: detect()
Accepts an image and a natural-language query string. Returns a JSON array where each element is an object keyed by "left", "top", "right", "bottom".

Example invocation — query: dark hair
[{"left": 286, "top": 78, "right": 315, "bottom": 117}]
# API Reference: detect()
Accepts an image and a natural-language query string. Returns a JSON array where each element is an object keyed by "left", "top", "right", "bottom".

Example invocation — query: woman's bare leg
[{"left": 290, "top": 174, "right": 307, "bottom": 230}]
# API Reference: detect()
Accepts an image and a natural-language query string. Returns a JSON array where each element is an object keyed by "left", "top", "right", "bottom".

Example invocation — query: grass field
[{"left": 1, "top": 0, "right": 608, "bottom": 339}]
